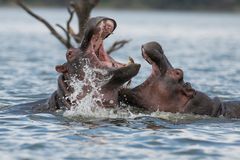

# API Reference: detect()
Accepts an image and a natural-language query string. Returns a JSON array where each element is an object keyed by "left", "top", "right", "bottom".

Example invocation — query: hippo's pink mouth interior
[
  {"left": 88, "top": 22, "right": 126, "bottom": 68},
  {"left": 95, "top": 43, "right": 126, "bottom": 68}
]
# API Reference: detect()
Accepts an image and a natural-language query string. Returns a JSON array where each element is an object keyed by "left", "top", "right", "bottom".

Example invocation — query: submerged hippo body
[{"left": 119, "top": 41, "right": 240, "bottom": 118}]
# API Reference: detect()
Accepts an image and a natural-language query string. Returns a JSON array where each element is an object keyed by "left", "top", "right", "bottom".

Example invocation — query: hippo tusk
[
  {"left": 125, "top": 56, "right": 136, "bottom": 87},
  {"left": 128, "top": 56, "right": 135, "bottom": 64},
  {"left": 57, "top": 75, "right": 73, "bottom": 109}
]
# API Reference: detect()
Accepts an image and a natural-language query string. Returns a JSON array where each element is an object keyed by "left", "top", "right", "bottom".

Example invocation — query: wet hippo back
[
  {"left": 183, "top": 91, "right": 240, "bottom": 118},
  {"left": 1, "top": 99, "right": 49, "bottom": 115},
  {"left": 182, "top": 91, "right": 221, "bottom": 116},
  {"left": 221, "top": 101, "right": 240, "bottom": 118},
  {"left": 2, "top": 88, "right": 69, "bottom": 115}
]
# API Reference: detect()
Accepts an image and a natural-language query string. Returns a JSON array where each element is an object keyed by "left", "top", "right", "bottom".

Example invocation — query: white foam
[{"left": 63, "top": 60, "right": 124, "bottom": 118}]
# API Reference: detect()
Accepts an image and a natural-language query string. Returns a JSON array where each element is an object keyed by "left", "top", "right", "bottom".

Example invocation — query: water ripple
[{"left": 1, "top": 8, "right": 240, "bottom": 159}]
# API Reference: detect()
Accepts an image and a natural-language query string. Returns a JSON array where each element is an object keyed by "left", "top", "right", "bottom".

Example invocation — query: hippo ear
[{"left": 55, "top": 64, "right": 68, "bottom": 73}]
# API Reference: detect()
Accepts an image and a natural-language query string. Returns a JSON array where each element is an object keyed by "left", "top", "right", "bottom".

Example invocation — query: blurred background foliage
[{"left": 1, "top": 0, "right": 240, "bottom": 11}]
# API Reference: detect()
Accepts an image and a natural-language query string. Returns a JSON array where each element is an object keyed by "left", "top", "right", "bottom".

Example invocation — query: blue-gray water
[{"left": 1, "top": 7, "right": 240, "bottom": 160}]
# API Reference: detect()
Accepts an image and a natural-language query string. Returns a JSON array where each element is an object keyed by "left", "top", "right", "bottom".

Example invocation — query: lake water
[{"left": 0, "top": 7, "right": 240, "bottom": 160}]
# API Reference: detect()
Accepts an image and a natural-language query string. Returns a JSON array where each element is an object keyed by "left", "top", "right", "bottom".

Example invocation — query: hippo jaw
[
  {"left": 103, "top": 63, "right": 141, "bottom": 89},
  {"left": 142, "top": 41, "right": 173, "bottom": 77}
]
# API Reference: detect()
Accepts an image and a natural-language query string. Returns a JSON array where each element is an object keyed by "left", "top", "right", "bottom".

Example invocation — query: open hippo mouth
[
  {"left": 80, "top": 16, "right": 142, "bottom": 88},
  {"left": 61, "top": 16, "right": 141, "bottom": 86},
  {"left": 80, "top": 16, "right": 126, "bottom": 69},
  {"left": 142, "top": 42, "right": 186, "bottom": 84}
]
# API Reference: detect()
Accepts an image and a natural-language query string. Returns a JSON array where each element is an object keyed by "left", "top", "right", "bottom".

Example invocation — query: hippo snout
[
  {"left": 113, "top": 63, "right": 141, "bottom": 80},
  {"left": 107, "top": 64, "right": 141, "bottom": 86},
  {"left": 128, "top": 63, "right": 141, "bottom": 75}
]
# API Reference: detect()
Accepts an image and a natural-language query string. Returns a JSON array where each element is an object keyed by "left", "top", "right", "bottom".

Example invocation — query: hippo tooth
[{"left": 128, "top": 56, "right": 135, "bottom": 64}]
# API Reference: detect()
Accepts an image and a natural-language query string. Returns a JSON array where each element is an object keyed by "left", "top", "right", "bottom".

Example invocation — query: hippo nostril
[
  {"left": 67, "top": 49, "right": 73, "bottom": 55},
  {"left": 184, "top": 82, "right": 192, "bottom": 90}
]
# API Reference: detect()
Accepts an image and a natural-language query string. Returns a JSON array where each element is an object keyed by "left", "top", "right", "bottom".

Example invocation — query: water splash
[{"left": 63, "top": 60, "right": 133, "bottom": 119}]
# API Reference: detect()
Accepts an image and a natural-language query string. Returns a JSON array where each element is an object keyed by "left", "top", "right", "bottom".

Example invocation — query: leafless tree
[{"left": 16, "top": 0, "right": 129, "bottom": 54}]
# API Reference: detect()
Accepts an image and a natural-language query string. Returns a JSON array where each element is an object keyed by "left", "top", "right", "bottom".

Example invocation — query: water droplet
[{"left": 109, "top": 100, "right": 114, "bottom": 104}]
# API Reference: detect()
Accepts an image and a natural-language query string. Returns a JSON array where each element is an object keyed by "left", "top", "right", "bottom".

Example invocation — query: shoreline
[{"left": 1, "top": 5, "right": 240, "bottom": 14}]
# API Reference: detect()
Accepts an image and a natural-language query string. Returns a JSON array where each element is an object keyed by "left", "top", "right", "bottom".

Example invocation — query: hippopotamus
[
  {"left": 3, "top": 16, "right": 140, "bottom": 114},
  {"left": 119, "top": 41, "right": 240, "bottom": 118},
  {"left": 52, "top": 16, "right": 140, "bottom": 109}
]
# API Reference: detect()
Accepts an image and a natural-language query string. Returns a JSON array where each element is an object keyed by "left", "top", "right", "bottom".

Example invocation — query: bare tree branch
[
  {"left": 107, "top": 40, "right": 131, "bottom": 54},
  {"left": 56, "top": 24, "right": 72, "bottom": 48},
  {"left": 16, "top": 0, "right": 72, "bottom": 49},
  {"left": 67, "top": 7, "right": 75, "bottom": 35},
  {"left": 17, "top": 0, "right": 129, "bottom": 54},
  {"left": 55, "top": 7, "right": 75, "bottom": 48},
  {"left": 70, "top": 0, "right": 99, "bottom": 43}
]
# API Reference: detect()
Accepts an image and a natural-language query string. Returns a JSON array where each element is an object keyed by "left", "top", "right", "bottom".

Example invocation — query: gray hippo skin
[
  {"left": 119, "top": 41, "right": 240, "bottom": 118},
  {"left": 5, "top": 17, "right": 140, "bottom": 114}
]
